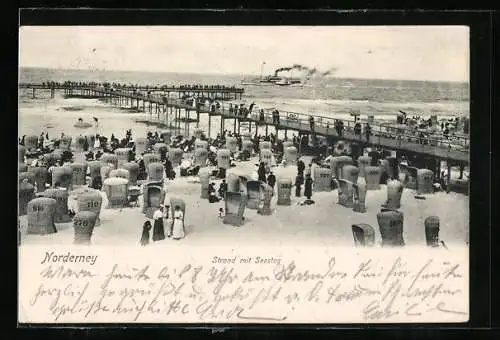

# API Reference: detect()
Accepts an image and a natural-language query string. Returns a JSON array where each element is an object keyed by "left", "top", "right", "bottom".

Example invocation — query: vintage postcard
[{"left": 18, "top": 25, "right": 469, "bottom": 324}]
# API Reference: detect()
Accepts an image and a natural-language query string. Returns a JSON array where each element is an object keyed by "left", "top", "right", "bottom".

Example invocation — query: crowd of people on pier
[
  {"left": 35, "top": 81, "right": 242, "bottom": 92},
  {"left": 396, "top": 111, "right": 469, "bottom": 139},
  {"left": 178, "top": 84, "right": 240, "bottom": 90},
  {"left": 208, "top": 102, "right": 379, "bottom": 145},
  {"left": 228, "top": 103, "right": 255, "bottom": 118}
]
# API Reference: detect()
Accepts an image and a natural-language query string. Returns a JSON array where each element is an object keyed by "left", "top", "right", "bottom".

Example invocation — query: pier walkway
[
  {"left": 19, "top": 82, "right": 244, "bottom": 100},
  {"left": 19, "top": 83, "right": 469, "bottom": 164}
]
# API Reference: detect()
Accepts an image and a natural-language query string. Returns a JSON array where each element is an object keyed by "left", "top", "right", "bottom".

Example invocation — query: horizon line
[{"left": 19, "top": 66, "right": 469, "bottom": 84}]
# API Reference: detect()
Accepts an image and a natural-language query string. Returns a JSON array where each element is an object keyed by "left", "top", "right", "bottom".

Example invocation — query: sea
[{"left": 18, "top": 67, "right": 469, "bottom": 139}]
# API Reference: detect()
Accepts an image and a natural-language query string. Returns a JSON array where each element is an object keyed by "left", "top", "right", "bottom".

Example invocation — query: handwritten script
[{"left": 19, "top": 247, "right": 469, "bottom": 323}]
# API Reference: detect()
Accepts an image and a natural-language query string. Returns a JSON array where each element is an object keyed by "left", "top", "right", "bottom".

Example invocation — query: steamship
[
  {"left": 241, "top": 62, "right": 307, "bottom": 86},
  {"left": 241, "top": 75, "right": 306, "bottom": 86}
]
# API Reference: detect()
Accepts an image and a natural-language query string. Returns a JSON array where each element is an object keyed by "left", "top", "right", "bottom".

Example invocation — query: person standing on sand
[
  {"left": 218, "top": 180, "right": 228, "bottom": 199},
  {"left": 305, "top": 163, "right": 312, "bottom": 177},
  {"left": 258, "top": 162, "right": 267, "bottom": 183},
  {"left": 94, "top": 135, "right": 101, "bottom": 150},
  {"left": 208, "top": 183, "right": 220, "bottom": 203},
  {"left": 140, "top": 220, "right": 152, "bottom": 246},
  {"left": 172, "top": 206, "right": 185, "bottom": 240},
  {"left": 443, "top": 173, "right": 451, "bottom": 194},
  {"left": 297, "top": 159, "right": 305, "bottom": 177},
  {"left": 304, "top": 174, "right": 313, "bottom": 200},
  {"left": 267, "top": 172, "right": 276, "bottom": 192},
  {"left": 152, "top": 205, "right": 166, "bottom": 241},
  {"left": 295, "top": 174, "right": 303, "bottom": 197},
  {"left": 162, "top": 197, "right": 171, "bottom": 237},
  {"left": 38, "top": 133, "right": 45, "bottom": 149}
]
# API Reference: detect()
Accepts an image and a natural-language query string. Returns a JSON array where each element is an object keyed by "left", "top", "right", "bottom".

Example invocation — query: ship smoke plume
[{"left": 273, "top": 64, "right": 337, "bottom": 77}]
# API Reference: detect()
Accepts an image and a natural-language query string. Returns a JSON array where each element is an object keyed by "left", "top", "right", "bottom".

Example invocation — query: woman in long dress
[
  {"left": 295, "top": 174, "right": 303, "bottom": 197},
  {"left": 152, "top": 205, "right": 166, "bottom": 241},
  {"left": 304, "top": 174, "right": 313, "bottom": 200},
  {"left": 94, "top": 135, "right": 101, "bottom": 150},
  {"left": 140, "top": 220, "right": 152, "bottom": 246},
  {"left": 163, "top": 199, "right": 171, "bottom": 237},
  {"left": 172, "top": 206, "right": 185, "bottom": 240}
]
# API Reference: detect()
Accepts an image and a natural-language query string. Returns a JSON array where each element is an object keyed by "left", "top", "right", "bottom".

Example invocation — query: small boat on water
[
  {"left": 74, "top": 122, "right": 93, "bottom": 128},
  {"left": 73, "top": 118, "right": 93, "bottom": 129}
]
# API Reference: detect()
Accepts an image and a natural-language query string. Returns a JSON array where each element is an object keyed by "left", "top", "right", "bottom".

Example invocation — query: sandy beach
[{"left": 19, "top": 151, "right": 469, "bottom": 249}]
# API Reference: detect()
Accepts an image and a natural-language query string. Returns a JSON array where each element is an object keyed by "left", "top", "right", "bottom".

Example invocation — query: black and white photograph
[{"left": 18, "top": 23, "right": 470, "bottom": 324}]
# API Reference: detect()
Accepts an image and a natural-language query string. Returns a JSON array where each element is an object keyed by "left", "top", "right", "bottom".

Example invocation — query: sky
[{"left": 19, "top": 26, "right": 469, "bottom": 82}]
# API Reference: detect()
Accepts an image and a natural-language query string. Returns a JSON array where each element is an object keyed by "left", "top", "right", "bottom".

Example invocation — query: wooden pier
[
  {"left": 19, "top": 83, "right": 244, "bottom": 101},
  {"left": 19, "top": 83, "right": 469, "bottom": 170}
]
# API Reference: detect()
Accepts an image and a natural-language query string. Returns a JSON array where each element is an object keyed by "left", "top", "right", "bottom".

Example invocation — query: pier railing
[
  {"left": 19, "top": 82, "right": 245, "bottom": 93},
  {"left": 178, "top": 99, "right": 470, "bottom": 151}
]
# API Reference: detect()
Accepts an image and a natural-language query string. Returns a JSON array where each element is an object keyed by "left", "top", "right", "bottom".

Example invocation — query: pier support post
[
  {"left": 265, "top": 124, "right": 268, "bottom": 136},
  {"left": 208, "top": 114, "right": 211, "bottom": 139},
  {"left": 168, "top": 106, "right": 172, "bottom": 128},
  {"left": 32, "top": 88, "right": 35, "bottom": 99},
  {"left": 50, "top": 88, "right": 55, "bottom": 99},
  {"left": 220, "top": 117, "right": 224, "bottom": 135},
  {"left": 174, "top": 107, "right": 178, "bottom": 133},
  {"left": 173, "top": 107, "right": 177, "bottom": 131},
  {"left": 233, "top": 118, "right": 236, "bottom": 133},
  {"left": 177, "top": 108, "right": 181, "bottom": 133}
]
